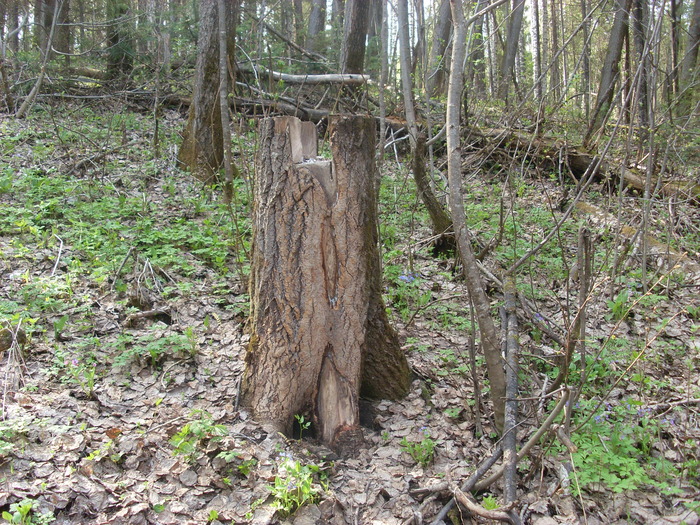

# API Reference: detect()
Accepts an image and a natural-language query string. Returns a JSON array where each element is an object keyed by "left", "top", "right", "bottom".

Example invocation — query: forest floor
[{"left": 0, "top": 102, "right": 699, "bottom": 525}]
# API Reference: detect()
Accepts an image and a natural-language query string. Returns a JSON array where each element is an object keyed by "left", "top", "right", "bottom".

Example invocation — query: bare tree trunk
[
  {"left": 669, "top": 0, "right": 680, "bottom": 98},
  {"left": 679, "top": 0, "right": 700, "bottom": 114},
  {"left": 585, "top": 0, "right": 630, "bottom": 145},
  {"left": 632, "top": 0, "right": 650, "bottom": 137},
  {"left": 54, "top": 0, "right": 70, "bottom": 66},
  {"left": 242, "top": 116, "right": 410, "bottom": 451},
  {"left": 426, "top": 0, "right": 452, "bottom": 99},
  {"left": 340, "top": 0, "right": 370, "bottom": 73},
  {"left": 448, "top": 0, "right": 506, "bottom": 433},
  {"left": 531, "top": 0, "right": 543, "bottom": 106},
  {"left": 580, "top": 0, "right": 590, "bottom": 119},
  {"left": 307, "top": 0, "right": 326, "bottom": 53},
  {"left": 293, "top": 0, "right": 304, "bottom": 47},
  {"left": 217, "top": 0, "right": 234, "bottom": 203},
  {"left": 397, "top": 0, "right": 418, "bottom": 146},
  {"left": 377, "top": 0, "right": 388, "bottom": 166},
  {"left": 467, "top": 0, "right": 488, "bottom": 97},
  {"left": 177, "top": 0, "right": 237, "bottom": 182},
  {"left": 548, "top": 0, "right": 560, "bottom": 100},
  {"left": 398, "top": 0, "right": 453, "bottom": 240},
  {"left": 499, "top": 0, "right": 525, "bottom": 101},
  {"left": 16, "top": 0, "right": 59, "bottom": 118},
  {"left": 542, "top": 0, "right": 549, "bottom": 93},
  {"left": 9, "top": 1, "right": 20, "bottom": 53}
]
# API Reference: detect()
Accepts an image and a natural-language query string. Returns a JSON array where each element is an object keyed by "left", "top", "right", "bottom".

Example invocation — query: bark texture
[
  {"left": 585, "top": 0, "right": 630, "bottom": 144},
  {"left": 426, "top": 0, "right": 452, "bottom": 99},
  {"left": 340, "top": 0, "right": 370, "bottom": 73},
  {"left": 242, "top": 116, "right": 409, "bottom": 451},
  {"left": 177, "top": 0, "right": 236, "bottom": 182}
]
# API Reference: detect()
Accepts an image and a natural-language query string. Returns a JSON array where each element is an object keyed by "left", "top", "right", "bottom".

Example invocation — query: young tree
[
  {"left": 397, "top": 0, "right": 453, "bottom": 240},
  {"left": 242, "top": 116, "right": 410, "bottom": 451},
  {"left": 177, "top": 0, "right": 236, "bottom": 182},
  {"left": 580, "top": 0, "right": 590, "bottom": 118},
  {"left": 448, "top": 0, "right": 506, "bottom": 432}
]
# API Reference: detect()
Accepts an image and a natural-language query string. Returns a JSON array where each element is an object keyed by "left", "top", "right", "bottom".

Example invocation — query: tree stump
[{"left": 241, "top": 116, "right": 410, "bottom": 452}]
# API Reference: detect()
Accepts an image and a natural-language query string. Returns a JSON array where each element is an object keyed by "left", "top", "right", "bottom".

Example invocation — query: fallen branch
[
  {"left": 428, "top": 448, "right": 504, "bottom": 525},
  {"left": 473, "top": 389, "right": 570, "bottom": 492},
  {"left": 240, "top": 65, "right": 371, "bottom": 85},
  {"left": 453, "top": 488, "right": 516, "bottom": 523}
]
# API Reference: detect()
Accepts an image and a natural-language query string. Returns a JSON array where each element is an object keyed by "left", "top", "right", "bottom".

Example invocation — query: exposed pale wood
[{"left": 240, "top": 66, "right": 371, "bottom": 85}]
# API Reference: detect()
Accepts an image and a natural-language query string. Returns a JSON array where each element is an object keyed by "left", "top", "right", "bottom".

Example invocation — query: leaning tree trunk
[
  {"left": 584, "top": 0, "right": 630, "bottom": 145},
  {"left": 241, "top": 116, "right": 410, "bottom": 452}
]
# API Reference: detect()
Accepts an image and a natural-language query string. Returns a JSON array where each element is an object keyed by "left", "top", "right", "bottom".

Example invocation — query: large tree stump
[{"left": 241, "top": 116, "right": 410, "bottom": 451}]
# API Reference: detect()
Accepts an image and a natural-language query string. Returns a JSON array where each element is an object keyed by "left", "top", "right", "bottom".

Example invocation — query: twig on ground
[
  {"left": 452, "top": 487, "right": 516, "bottom": 523},
  {"left": 51, "top": 234, "right": 63, "bottom": 276}
]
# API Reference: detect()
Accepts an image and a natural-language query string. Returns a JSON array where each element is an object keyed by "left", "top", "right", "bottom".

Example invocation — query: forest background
[{"left": 0, "top": 0, "right": 699, "bottom": 524}]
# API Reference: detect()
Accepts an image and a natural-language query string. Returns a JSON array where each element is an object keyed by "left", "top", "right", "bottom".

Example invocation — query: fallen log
[
  {"left": 466, "top": 127, "right": 699, "bottom": 206},
  {"left": 239, "top": 66, "right": 371, "bottom": 85}
]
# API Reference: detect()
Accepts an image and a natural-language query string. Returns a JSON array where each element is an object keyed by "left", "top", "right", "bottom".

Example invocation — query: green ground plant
[
  {"left": 399, "top": 427, "right": 436, "bottom": 468},
  {"left": 269, "top": 456, "right": 325, "bottom": 517},
  {"left": 568, "top": 399, "right": 678, "bottom": 496},
  {"left": 2, "top": 498, "right": 54, "bottom": 525},
  {"left": 170, "top": 410, "right": 228, "bottom": 463}
]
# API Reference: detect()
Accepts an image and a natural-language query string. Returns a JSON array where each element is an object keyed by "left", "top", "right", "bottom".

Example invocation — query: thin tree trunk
[
  {"left": 503, "top": 276, "right": 520, "bottom": 524},
  {"left": 377, "top": 0, "right": 388, "bottom": 167},
  {"left": 632, "top": 0, "right": 650, "bottom": 137},
  {"left": 398, "top": 0, "right": 453, "bottom": 239},
  {"left": 679, "top": 0, "right": 700, "bottom": 114},
  {"left": 549, "top": 0, "right": 560, "bottom": 100},
  {"left": 448, "top": 0, "right": 506, "bottom": 433},
  {"left": 580, "top": 0, "right": 590, "bottom": 119},
  {"left": 217, "top": 0, "right": 233, "bottom": 203},
  {"left": 669, "top": 0, "right": 680, "bottom": 98},
  {"left": 397, "top": 0, "right": 418, "bottom": 146},
  {"left": 426, "top": 0, "right": 452, "bottom": 98},
  {"left": 242, "top": 116, "right": 410, "bottom": 450},
  {"left": 467, "top": 0, "right": 488, "bottom": 97},
  {"left": 531, "top": 0, "right": 543, "bottom": 106}
]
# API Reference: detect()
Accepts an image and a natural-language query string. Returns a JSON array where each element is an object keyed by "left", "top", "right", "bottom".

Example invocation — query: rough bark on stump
[{"left": 241, "top": 116, "right": 410, "bottom": 451}]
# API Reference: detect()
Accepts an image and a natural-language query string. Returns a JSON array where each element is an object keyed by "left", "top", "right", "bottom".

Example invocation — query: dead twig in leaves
[
  {"left": 123, "top": 308, "right": 171, "bottom": 327},
  {"left": 428, "top": 448, "right": 504, "bottom": 525},
  {"left": 452, "top": 487, "right": 516, "bottom": 523},
  {"left": 473, "top": 389, "right": 570, "bottom": 491}
]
